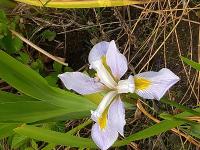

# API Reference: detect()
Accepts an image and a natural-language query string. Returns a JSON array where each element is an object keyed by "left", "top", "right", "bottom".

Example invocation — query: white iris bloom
[{"left": 58, "top": 40, "right": 180, "bottom": 150}]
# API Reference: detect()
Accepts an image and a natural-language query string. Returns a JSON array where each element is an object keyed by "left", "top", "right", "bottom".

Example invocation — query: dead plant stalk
[{"left": 10, "top": 29, "right": 68, "bottom": 66}]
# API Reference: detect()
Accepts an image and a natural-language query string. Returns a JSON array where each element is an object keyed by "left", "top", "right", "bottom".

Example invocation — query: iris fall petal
[
  {"left": 134, "top": 68, "right": 180, "bottom": 100},
  {"left": 58, "top": 72, "right": 104, "bottom": 95},
  {"left": 108, "top": 97, "right": 126, "bottom": 136},
  {"left": 91, "top": 123, "right": 118, "bottom": 150}
]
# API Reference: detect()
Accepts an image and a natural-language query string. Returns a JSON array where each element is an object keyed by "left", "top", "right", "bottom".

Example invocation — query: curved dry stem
[
  {"left": 10, "top": 29, "right": 68, "bottom": 67},
  {"left": 136, "top": 99, "right": 200, "bottom": 148}
]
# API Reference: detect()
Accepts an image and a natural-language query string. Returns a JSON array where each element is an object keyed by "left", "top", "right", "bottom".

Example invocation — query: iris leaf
[
  {"left": 0, "top": 123, "right": 20, "bottom": 139},
  {"left": 0, "top": 50, "right": 96, "bottom": 112},
  {"left": 181, "top": 56, "right": 200, "bottom": 71},
  {"left": 0, "top": 91, "right": 90, "bottom": 123},
  {"left": 14, "top": 108, "right": 200, "bottom": 148},
  {"left": 14, "top": 125, "right": 97, "bottom": 148},
  {"left": 161, "top": 98, "right": 200, "bottom": 116}
]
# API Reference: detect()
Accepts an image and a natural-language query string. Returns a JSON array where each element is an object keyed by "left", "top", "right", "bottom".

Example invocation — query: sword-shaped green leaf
[{"left": 0, "top": 51, "right": 96, "bottom": 113}]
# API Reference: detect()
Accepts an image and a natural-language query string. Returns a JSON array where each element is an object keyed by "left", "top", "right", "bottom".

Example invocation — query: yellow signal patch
[
  {"left": 135, "top": 77, "right": 151, "bottom": 90},
  {"left": 98, "top": 109, "right": 108, "bottom": 130}
]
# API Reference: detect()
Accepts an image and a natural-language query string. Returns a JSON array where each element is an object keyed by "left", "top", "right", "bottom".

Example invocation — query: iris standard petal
[
  {"left": 58, "top": 72, "right": 104, "bottom": 95},
  {"left": 108, "top": 96, "right": 126, "bottom": 136},
  {"left": 106, "top": 40, "right": 128, "bottom": 79},
  {"left": 88, "top": 41, "right": 109, "bottom": 65},
  {"left": 90, "top": 59, "right": 117, "bottom": 89},
  {"left": 91, "top": 91, "right": 118, "bottom": 122},
  {"left": 134, "top": 68, "right": 180, "bottom": 100},
  {"left": 91, "top": 123, "right": 118, "bottom": 150}
]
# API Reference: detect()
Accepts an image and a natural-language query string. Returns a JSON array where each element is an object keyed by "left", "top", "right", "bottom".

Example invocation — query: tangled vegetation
[{"left": 0, "top": 0, "right": 200, "bottom": 149}]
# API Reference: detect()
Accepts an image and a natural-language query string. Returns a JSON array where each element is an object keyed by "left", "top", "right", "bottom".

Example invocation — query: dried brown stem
[{"left": 10, "top": 29, "right": 68, "bottom": 67}]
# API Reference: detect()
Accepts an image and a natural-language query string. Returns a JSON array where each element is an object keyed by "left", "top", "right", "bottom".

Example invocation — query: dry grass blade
[
  {"left": 10, "top": 29, "right": 68, "bottom": 67},
  {"left": 186, "top": 116, "right": 200, "bottom": 122},
  {"left": 136, "top": 100, "right": 200, "bottom": 148}
]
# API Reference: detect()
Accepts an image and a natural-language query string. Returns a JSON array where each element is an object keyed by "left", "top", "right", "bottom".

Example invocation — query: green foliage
[
  {"left": 45, "top": 73, "right": 59, "bottom": 87},
  {"left": 45, "top": 62, "right": 73, "bottom": 87},
  {"left": 0, "top": 10, "right": 8, "bottom": 38},
  {"left": 0, "top": 23, "right": 8, "bottom": 38},
  {"left": 45, "top": 62, "right": 63, "bottom": 87},
  {"left": 181, "top": 56, "right": 200, "bottom": 71},
  {"left": 0, "top": 50, "right": 95, "bottom": 146},
  {"left": 14, "top": 107, "right": 200, "bottom": 149},
  {"left": 0, "top": 10, "right": 23, "bottom": 54},
  {"left": 14, "top": 125, "right": 97, "bottom": 148},
  {"left": 189, "top": 124, "right": 200, "bottom": 139},
  {"left": 63, "top": 66, "right": 73, "bottom": 72},
  {"left": 11, "top": 134, "right": 28, "bottom": 149},
  {"left": 0, "top": 124, "right": 19, "bottom": 139},
  {"left": 161, "top": 97, "right": 200, "bottom": 140},
  {"left": 41, "top": 30, "right": 56, "bottom": 42},
  {"left": 53, "top": 62, "right": 62, "bottom": 73},
  {"left": 31, "top": 139, "right": 38, "bottom": 150},
  {"left": 17, "top": 51, "right": 30, "bottom": 64},
  {"left": 161, "top": 98, "right": 200, "bottom": 116},
  {"left": 0, "top": 100, "right": 72, "bottom": 123},
  {"left": 0, "top": 32, "right": 23, "bottom": 54},
  {"left": 0, "top": 0, "right": 16, "bottom": 8},
  {"left": 0, "top": 90, "right": 36, "bottom": 103},
  {"left": 31, "top": 59, "right": 44, "bottom": 72},
  {"left": 0, "top": 91, "right": 86, "bottom": 124},
  {"left": 0, "top": 50, "right": 96, "bottom": 117},
  {"left": 115, "top": 107, "right": 200, "bottom": 146},
  {"left": 41, "top": 143, "right": 55, "bottom": 150},
  {"left": 25, "top": 148, "right": 35, "bottom": 150}
]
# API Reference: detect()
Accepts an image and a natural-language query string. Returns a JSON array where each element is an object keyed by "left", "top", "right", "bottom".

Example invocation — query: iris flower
[{"left": 58, "top": 40, "right": 179, "bottom": 150}]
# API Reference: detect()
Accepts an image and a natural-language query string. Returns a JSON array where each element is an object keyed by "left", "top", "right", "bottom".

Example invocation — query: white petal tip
[
  {"left": 91, "top": 123, "right": 118, "bottom": 150},
  {"left": 106, "top": 41, "right": 128, "bottom": 79}
]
